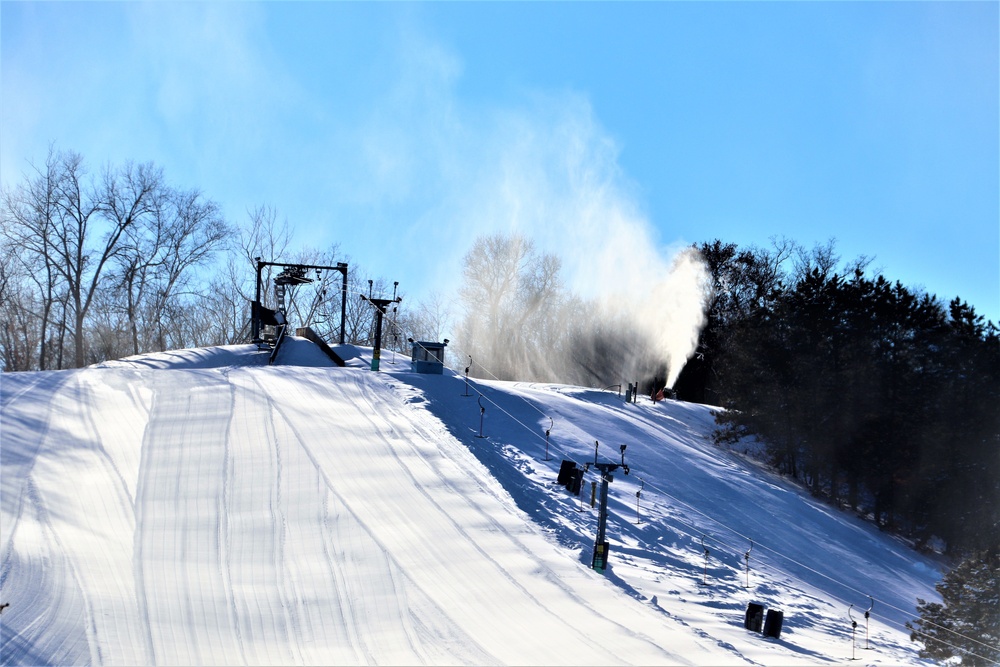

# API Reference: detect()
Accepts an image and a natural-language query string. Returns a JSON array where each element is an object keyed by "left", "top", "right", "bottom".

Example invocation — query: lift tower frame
[
  {"left": 252, "top": 258, "right": 349, "bottom": 345},
  {"left": 591, "top": 444, "right": 629, "bottom": 573}
]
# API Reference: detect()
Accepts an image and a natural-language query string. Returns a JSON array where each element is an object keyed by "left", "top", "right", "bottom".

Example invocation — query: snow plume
[
  {"left": 585, "top": 246, "right": 712, "bottom": 388},
  {"left": 333, "top": 31, "right": 711, "bottom": 386},
  {"left": 450, "top": 98, "right": 713, "bottom": 388}
]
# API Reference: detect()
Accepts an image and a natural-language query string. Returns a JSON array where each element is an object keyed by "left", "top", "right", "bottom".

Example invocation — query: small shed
[{"left": 410, "top": 339, "right": 448, "bottom": 374}]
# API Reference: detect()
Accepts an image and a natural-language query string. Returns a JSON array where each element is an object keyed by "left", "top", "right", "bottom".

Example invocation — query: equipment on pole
[
  {"left": 544, "top": 418, "right": 553, "bottom": 461},
  {"left": 744, "top": 539, "right": 754, "bottom": 588},
  {"left": 703, "top": 537, "right": 710, "bottom": 585},
  {"left": 864, "top": 596, "right": 874, "bottom": 649},
  {"left": 476, "top": 394, "right": 486, "bottom": 438},
  {"left": 635, "top": 478, "right": 645, "bottom": 524},
  {"left": 848, "top": 604, "right": 861, "bottom": 660}
]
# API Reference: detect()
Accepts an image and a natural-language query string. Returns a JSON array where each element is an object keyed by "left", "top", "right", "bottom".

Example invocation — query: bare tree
[
  {"left": 112, "top": 186, "right": 229, "bottom": 353},
  {"left": 0, "top": 148, "right": 72, "bottom": 369},
  {"left": 239, "top": 204, "right": 293, "bottom": 305},
  {"left": 457, "top": 233, "right": 564, "bottom": 380},
  {"left": 0, "top": 149, "right": 241, "bottom": 366},
  {"left": 44, "top": 153, "right": 163, "bottom": 367},
  {"left": 197, "top": 204, "right": 294, "bottom": 346},
  {"left": 0, "top": 242, "right": 44, "bottom": 371},
  {"left": 404, "top": 291, "right": 453, "bottom": 343}
]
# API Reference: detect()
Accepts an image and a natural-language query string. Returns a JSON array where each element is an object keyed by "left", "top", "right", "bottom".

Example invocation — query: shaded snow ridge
[{"left": 1, "top": 336, "right": 943, "bottom": 665}]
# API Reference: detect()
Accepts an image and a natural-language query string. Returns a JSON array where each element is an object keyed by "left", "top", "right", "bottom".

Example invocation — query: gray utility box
[{"left": 410, "top": 341, "right": 447, "bottom": 374}]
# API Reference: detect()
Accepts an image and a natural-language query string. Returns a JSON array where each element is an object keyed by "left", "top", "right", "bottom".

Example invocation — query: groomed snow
[{"left": 1, "top": 337, "right": 942, "bottom": 665}]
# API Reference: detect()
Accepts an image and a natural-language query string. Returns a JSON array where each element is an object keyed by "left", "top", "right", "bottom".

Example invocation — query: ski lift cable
[
  {"left": 467, "top": 383, "right": 997, "bottom": 658},
  {"left": 397, "top": 358, "right": 997, "bottom": 655},
  {"left": 376, "top": 305, "right": 557, "bottom": 440},
  {"left": 367, "top": 310, "right": 998, "bottom": 656},
  {"left": 906, "top": 628, "right": 999, "bottom": 665},
  {"left": 377, "top": 302, "right": 559, "bottom": 424},
  {"left": 630, "top": 473, "right": 888, "bottom": 604},
  {"left": 460, "top": 379, "right": 610, "bottom": 465},
  {"left": 637, "top": 496, "right": 998, "bottom": 657},
  {"left": 464, "top": 358, "right": 550, "bottom": 421},
  {"left": 371, "top": 324, "right": 826, "bottom": 577},
  {"left": 353, "top": 307, "right": 549, "bottom": 448},
  {"left": 640, "top": 489, "right": 997, "bottom": 658}
]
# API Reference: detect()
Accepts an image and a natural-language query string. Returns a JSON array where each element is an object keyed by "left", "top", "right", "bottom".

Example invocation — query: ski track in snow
[
  {"left": 0, "top": 340, "right": 944, "bottom": 666},
  {"left": 245, "top": 369, "right": 499, "bottom": 665},
  {"left": 362, "top": 372, "right": 735, "bottom": 662}
]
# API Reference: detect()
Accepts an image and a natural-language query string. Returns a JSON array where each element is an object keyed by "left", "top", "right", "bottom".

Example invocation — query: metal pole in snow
[
  {"left": 744, "top": 539, "right": 753, "bottom": 588},
  {"left": 864, "top": 597, "right": 874, "bottom": 650},
  {"left": 338, "top": 263, "right": 348, "bottom": 344},
  {"left": 253, "top": 257, "right": 264, "bottom": 342},
  {"left": 544, "top": 418, "right": 553, "bottom": 461},
  {"left": 701, "top": 535, "right": 710, "bottom": 586},
  {"left": 849, "top": 605, "right": 859, "bottom": 660},
  {"left": 476, "top": 394, "right": 486, "bottom": 438},
  {"left": 464, "top": 357, "right": 472, "bottom": 397},
  {"left": 635, "top": 478, "right": 645, "bottom": 524}
]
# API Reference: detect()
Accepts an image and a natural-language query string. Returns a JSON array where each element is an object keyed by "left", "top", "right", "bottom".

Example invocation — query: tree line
[
  {"left": 675, "top": 239, "right": 1000, "bottom": 558},
  {"left": 0, "top": 149, "right": 445, "bottom": 371}
]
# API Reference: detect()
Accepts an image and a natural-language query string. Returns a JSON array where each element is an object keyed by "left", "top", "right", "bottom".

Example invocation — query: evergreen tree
[
  {"left": 708, "top": 241, "right": 998, "bottom": 550},
  {"left": 908, "top": 549, "right": 1000, "bottom": 666}
]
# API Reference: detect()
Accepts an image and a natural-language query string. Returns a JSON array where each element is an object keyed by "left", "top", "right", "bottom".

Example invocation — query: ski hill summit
[{"left": 2, "top": 336, "right": 943, "bottom": 665}]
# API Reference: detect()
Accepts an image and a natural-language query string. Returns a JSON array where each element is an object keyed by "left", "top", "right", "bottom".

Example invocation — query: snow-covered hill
[{"left": 1, "top": 338, "right": 941, "bottom": 665}]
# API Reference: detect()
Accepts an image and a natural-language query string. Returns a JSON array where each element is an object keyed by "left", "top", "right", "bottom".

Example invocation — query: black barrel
[
  {"left": 557, "top": 460, "right": 576, "bottom": 486},
  {"left": 763, "top": 609, "right": 784, "bottom": 639},
  {"left": 744, "top": 602, "right": 764, "bottom": 632}
]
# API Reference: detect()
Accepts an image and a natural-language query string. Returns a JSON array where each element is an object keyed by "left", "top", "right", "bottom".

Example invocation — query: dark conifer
[{"left": 908, "top": 549, "right": 1000, "bottom": 666}]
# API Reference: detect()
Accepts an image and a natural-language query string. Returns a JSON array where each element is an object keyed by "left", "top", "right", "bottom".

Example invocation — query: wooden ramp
[{"left": 295, "top": 327, "right": 347, "bottom": 367}]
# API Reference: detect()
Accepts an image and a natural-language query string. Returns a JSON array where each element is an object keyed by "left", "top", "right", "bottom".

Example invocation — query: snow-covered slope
[{"left": 0, "top": 338, "right": 941, "bottom": 665}]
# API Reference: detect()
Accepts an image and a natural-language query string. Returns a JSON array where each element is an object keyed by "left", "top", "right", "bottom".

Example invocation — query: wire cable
[{"left": 347, "top": 296, "right": 998, "bottom": 661}]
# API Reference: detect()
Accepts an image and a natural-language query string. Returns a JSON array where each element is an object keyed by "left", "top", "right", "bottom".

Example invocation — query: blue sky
[{"left": 3, "top": 1, "right": 998, "bottom": 324}]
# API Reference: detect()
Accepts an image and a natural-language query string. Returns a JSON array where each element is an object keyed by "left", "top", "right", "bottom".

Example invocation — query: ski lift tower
[
  {"left": 591, "top": 444, "right": 630, "bottom": 573},
  {"left": 359, "top": 284, "right": 401, "bottom": 372},
  {"left": 251, "top": 258, "right": 349, "bottom": 345}
]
